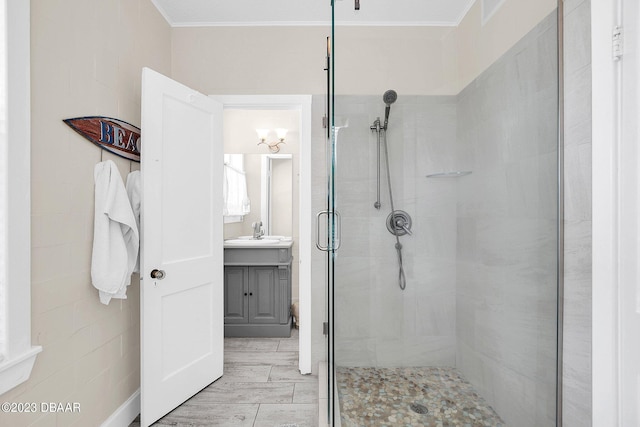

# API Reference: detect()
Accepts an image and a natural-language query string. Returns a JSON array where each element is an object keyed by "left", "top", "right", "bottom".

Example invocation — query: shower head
[
  {"left": 383, "top": 90, "right": 397, "bottom": 129},
  {"left": 383, "top": 90, "right": 398, "bottom": 106}
]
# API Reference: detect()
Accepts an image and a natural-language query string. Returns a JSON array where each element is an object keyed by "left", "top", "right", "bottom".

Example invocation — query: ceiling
[{"left": 151, "top": 0, "right": 476, "bottom": 27}]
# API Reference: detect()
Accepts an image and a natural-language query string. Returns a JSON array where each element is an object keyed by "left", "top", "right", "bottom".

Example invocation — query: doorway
[{"left": 212, "top": 94, "right": 313, "bottom": 375}]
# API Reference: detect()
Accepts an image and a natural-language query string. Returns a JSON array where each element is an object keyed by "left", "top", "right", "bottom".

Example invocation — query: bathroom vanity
[{"left": 223, "top": 238, "right": 293, "bottom": 337}]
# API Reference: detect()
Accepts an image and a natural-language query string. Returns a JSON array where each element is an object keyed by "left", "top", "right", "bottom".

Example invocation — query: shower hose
[{"left": 381, "top": 128, "right": 407, "bottom": 291}]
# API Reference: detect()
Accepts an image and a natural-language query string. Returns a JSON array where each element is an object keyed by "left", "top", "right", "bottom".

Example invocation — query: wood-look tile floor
[{"left": 131, "top": 329, "right": 318, "bottom": 426}]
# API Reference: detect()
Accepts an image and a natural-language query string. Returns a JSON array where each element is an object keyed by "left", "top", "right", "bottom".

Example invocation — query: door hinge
[
  {"left": 323, "top": 322, "right": 329, "bottom": 335},
  {"left": 322, "top": 115, "right": 328, "bottom": 129},
  {"left": 613, "top": 25, "right": 623, "bottom": 61}
]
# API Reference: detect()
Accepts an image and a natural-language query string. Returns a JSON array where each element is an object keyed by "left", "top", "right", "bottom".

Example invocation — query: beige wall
[
  {"left": 172, "top": 26, "right": 458, "bottom": 95},
  {"left": 171, "top": 0, "right": 556, "bottom": 97},
  {"left": 333, "top": 26, "right": 458, "bottom": 95},
  {"left": 0, "top": 1, "right": 171, "bottom": 426},
  {"left": 172, "top": 26, "right": 329, "bottom": 95},
  {"left": 452, "top": 0, "right": 557, "bottom": 92}
]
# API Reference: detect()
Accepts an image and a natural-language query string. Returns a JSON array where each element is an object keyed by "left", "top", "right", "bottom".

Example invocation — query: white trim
[
  {"left": 101, "top": 389, "right": 140, "bottom": 427},
  {"left": 210, "top": 94, "right": 313, "bottom": 375},
  {"left": 169, "top": 21, "right": 331, "bottom": 27},
  {"left": 0, "top": 347, "right": 40, "bottom": 396},
  {"left": 618, "top": 0, "right": 640, "bottom": 423},
  {"left": 167, "top": 20, "right": 459, "bottom": 28},
  {"left": 260, "top": 155, "right": 270, "bottom": 234},
  {"left": 149, "top": 0, "right": 175, "bottom": 27},
  {"left": 592, "top": 0, "right": 620, "bottom": 424},
  {"left": 0, "top": 0, "right": 41, "bottom": 396},
  {"left": 481, "top": 0, "right": 507, "bottom": 26},
  {"left": 454, "top": 0, "right": 478, "bottom": 26}
]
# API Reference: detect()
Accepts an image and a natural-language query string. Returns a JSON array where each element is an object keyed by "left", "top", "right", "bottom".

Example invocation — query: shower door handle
[
  {"left": 316, "top": 210, "right": 329, "bottom": 251},
  {"left": 316, "top": 210, "right": 342, "bottom": 252}
]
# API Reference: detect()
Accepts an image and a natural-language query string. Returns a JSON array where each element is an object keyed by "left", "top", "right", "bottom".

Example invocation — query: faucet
[{"left": 252, "top": 221, "right": 264, "bottom": 240}]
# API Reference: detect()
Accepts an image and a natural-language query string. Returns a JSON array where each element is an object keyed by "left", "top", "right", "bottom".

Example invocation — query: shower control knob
[
  {"left": 386, "top": 210, "right": 412, "bottom": 236},
  {"left": 150, "top": 269, "right": 166, "bottom": 280}
]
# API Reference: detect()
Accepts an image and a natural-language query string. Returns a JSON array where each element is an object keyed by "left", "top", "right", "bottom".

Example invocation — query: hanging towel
[
  {"left": 223, "top": 154, "right": 250, "bottom": 216},
  {"left": 91, "top": 160, "right": 139, "bottom": 305},
  {"left": 126, "top": 170, "right": 141, "bottom": 273}
]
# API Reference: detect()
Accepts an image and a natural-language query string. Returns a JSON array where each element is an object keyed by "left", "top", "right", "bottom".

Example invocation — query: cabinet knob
[
  {"left": 244, "top": 292, "right": 248, "bottom": 296},
  {"left": 249, "top": 292, "right": 253, "bottom": 296}
]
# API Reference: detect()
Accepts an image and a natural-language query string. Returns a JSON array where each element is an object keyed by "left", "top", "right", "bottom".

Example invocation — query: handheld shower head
[
  {"left": 383, "top": 90, "right": 398, "bottom": 106},
  {"left": 383, "top": 90, "right": 397, "bottom": 129}
]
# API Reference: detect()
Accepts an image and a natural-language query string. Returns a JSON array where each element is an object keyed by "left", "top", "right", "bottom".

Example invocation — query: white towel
[
  {"left": 91, "top": 160, "right": 139, "bottom": 305},
  {"left": 126, "top": 170, "right": 141, "bottom": 273}
]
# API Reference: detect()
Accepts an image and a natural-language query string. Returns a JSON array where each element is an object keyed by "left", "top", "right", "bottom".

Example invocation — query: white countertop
[{"left": 223, "top": 238, "right": 294, "bottom": 249}]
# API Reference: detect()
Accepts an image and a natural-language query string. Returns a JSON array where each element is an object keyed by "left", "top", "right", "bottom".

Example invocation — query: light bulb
[
  {"left": 256, "top": 129, "right": 269, "bottom": 141},
  {"left": 275, "top": 128, "right": 288, "bottom": 141}
]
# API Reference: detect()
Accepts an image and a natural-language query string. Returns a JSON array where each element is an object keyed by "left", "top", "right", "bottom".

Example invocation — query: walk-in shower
[{"left": 324, "top": 1, "right": 562, "bottom": 426}]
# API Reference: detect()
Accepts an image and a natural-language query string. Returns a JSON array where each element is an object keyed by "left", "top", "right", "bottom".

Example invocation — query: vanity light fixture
[{"left": 257, "top": 128, "right": 287, "bottom": 153}]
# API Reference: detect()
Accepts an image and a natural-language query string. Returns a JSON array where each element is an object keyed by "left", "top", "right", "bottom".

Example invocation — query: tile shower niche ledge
[{"left": 223, "top": 241, "right": 293, "bottom": 338}]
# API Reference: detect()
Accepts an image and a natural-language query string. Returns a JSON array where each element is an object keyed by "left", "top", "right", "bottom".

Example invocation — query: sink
[
  {"left": 225, "top": 239, "right": 281, "bottom": 245},
  {"left": 235, "top": 235, "right": 283, "bottom": 241}
]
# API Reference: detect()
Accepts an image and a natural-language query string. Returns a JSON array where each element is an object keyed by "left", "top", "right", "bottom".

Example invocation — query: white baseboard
[{"left": 101, "top": 389, "right": 140, "bottom": 427}]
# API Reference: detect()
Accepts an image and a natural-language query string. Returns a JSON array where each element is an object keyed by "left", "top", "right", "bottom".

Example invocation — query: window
[{"left": 0, "top": 0, "right": 41, "bottom": 395}]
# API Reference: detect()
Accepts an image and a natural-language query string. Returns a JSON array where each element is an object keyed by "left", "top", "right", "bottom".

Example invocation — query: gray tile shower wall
[
  {"left": 562, "top": 0, "right": 593, "bottom": 425},
  {"left": 332, "top": 95, "right": 458, "bottom": 368},
  {"left": 455, "top": 10, "right": 559, "bottom": 427}
]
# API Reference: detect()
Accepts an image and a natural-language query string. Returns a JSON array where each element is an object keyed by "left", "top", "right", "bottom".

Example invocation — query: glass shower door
[
  {"left": 323, "top": 4, "right": 350, "bottom": 423},
  {"left": 323, "top": 10, "right": 337, "bottom": 423},
  {"left": 327, "top": 1, "right": 561, "bottom": 426}
]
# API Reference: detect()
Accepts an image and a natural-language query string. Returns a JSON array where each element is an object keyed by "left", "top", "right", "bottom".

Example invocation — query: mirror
[
  {"left": 223, "top": 154, "right": 292, "bottom": 238},
  {"left": 260, "top": 154, "right": 293, "bottom": 236}
]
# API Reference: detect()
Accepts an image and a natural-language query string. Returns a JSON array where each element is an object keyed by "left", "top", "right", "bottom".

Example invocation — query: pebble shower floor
[{"left": 336, "top": 366, "right": 505, "bottom": 427}]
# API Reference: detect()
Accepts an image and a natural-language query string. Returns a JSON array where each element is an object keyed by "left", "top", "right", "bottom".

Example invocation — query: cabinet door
[
  {"left": 224, "top": 267, "right": 248, "bottom": 323},
  {"left": 248, "top": 267, "right": 279, "bottom": 324}
]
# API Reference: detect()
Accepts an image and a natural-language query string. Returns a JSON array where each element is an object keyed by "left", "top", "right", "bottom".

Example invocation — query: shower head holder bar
[{"left": 371, "top": 117, "right": 382, "bottom": 209}]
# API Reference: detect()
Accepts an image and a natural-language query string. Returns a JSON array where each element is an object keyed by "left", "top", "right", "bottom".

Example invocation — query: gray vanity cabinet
[
  {"left": 223, "top": 266, "right": 249, "bottom": 323},
  {"left": 248, "top": 266, "right": 279, "bottom": 323},
  {"left": 223, "top": 243, "right": 293, "bottom": 337}
]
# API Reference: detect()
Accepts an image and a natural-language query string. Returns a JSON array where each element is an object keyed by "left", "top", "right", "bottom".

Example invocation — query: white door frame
[
  {"left": 592, "top": 0, "right": 640, "bottom": 424},
  {"left": 211, "top": 94, "right": 313, "bottom": 374}
]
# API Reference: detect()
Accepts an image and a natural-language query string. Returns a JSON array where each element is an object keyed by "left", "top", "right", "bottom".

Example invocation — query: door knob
[{"left": 150, "top": 269, "right": 166, "bottom": 280}]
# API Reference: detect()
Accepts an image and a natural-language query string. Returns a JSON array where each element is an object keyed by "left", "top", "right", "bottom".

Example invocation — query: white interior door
[{"left": 140, "top": 67, "right": 224, "bottom": 426}]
